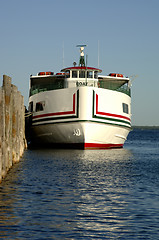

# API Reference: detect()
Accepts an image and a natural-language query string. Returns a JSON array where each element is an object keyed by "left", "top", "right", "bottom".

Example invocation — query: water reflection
[
  {"left": 65, "top": 149, "right": 134, "bottom": 236},
  {"left": 0, "top": 166, "right": 20, "bottom": 239},
  {"left": 0, "top": 147, "right": 146, "bottom": 239}
]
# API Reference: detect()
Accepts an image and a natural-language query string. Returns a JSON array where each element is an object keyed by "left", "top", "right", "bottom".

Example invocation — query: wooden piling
[{"left": 0, "top": 75, "right": 26, "bottom": 182}]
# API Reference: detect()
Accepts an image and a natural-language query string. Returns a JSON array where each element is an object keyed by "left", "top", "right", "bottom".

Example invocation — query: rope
[{"left": 25, "top": 112, "right": 32, "bottom": 117}]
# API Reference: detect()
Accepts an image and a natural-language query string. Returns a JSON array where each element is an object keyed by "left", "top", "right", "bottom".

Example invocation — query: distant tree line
[{"left": 132, "top": 126, "right": 159, "bottom": 130}]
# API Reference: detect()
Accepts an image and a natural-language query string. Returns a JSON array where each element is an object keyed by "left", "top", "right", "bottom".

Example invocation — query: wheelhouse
[
  {"left": 60, "top": 66, "right": 102, "bottom": 88},
  {"left": 61, "top": 66, "right": 101, "bottom": 79}
]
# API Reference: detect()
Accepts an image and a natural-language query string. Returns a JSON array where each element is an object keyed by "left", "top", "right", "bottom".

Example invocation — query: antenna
[
  {"left": 128, "top": 75, "right": 138, "bottom": 88},
  {"left": 129, "top": 75, "right": 138, "bottom": 82},
  {"left": 98, "top": 40, "right": 100, "bottom": 68},
  {"left": 62, "top": 41, "right": 64, "bottom": 68},
  {"left": 86, "top": 54, "right": 88, "bottom": 67}
]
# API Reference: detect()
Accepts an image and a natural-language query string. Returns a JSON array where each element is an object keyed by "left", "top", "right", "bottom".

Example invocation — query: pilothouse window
[
  {"left": 87, "top": 71, "right": 93, "bottom": 78},
  {"left": 79, "top": 71, "right": 85, "bottom": 78},
  {"left": 72, "top": 71, "right": 77, "bottom": 78},
  {"left": 94, "top": 71, "right": 98, "bottom": 79}
]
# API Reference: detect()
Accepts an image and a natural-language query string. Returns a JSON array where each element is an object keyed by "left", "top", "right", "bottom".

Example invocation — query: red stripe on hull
[
  {"left": 30, "top": 141, "right": 123, "bottom": 150},
  {"left": 84, "top": 143, "right": 123, "bottom": 149}
]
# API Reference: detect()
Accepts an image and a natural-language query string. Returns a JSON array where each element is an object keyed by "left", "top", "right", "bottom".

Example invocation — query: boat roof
[{"left": 61, "top": 66, "right": 102, "bottom": 73}]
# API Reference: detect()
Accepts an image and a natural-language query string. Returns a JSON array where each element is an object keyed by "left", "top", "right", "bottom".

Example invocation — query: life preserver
[
  {"left": 46, "top": 72, "right": 54, "bottom": 75},
  {"left": 117, "top": 74, "right": 123, "bottom": 78},
  {"left": 38, "top": 72, "right": 45, "bottom": 75},
  {"left": 56, "top": 72, "right": 65, "bottom": 75},
  {"left": 109, "top": 73, "right": 123, "bottom": 77},
  {"left": 38, "top": 72, "right": 54, "bottom": 76}
]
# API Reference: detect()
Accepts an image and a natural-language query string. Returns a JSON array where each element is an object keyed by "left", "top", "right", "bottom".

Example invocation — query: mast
[{"left": 98, "top": 40, "right": 100, "bottom": 68}]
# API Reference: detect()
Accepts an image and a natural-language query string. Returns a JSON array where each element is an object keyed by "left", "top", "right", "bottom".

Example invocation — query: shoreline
[{"left": 132, "top": 126, "right": 159, "bottom": 130}]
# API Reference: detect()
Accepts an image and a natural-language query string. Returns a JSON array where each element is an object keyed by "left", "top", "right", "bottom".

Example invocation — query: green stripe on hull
[{"left": 32, "top": 119, "right": 131, "bottom": 129}]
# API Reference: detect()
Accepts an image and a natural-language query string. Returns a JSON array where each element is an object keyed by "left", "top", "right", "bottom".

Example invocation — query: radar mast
[{"left": 76, "top": 45, "right": 87, "bottom": 67}]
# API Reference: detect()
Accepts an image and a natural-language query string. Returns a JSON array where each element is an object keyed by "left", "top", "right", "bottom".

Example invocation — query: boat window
[
  {"left": 87, "top": 71, "right": 93, "bottom": 78},
  {"left": 36, "top": 101, "right": 45, "bottom": 112},
  {"left": 122, "top": 103, "right": 129, "bottom": 114},
  {"left": 79, "top": 71, "right": 85, "bottom": 78},
  {"left": 29, "top": 101, "right": 33, "bottom": 112},
  {"left": 65, "top": 71, "right": 70, "bottom": 77},
  {"left": 94, "top": 71, "right": 98, "bottom": 79},
  {"left": 72, "top": 71, "right": 77, "bottom": 78}
]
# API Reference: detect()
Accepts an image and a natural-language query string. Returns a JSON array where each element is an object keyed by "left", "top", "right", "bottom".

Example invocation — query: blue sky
[{"left": 0, "top": 0, "right": 158, "bottom": 126}]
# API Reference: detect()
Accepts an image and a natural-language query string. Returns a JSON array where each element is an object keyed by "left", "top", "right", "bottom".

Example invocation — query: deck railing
[
  {"left": 98, "top": 81, "right": 131, "bottom": 96},
  {"left": 30, "top": 81, "right": 64, "bottom": 96}
]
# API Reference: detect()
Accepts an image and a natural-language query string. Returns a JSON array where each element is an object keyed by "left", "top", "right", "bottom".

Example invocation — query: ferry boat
[{"left": 28, "top": 45, "right": 131, "bottom": 149}]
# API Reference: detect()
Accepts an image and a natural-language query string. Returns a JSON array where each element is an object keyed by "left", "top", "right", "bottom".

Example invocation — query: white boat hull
[{"left": 29, "top": 87, "right": 131, "bottom": 149}]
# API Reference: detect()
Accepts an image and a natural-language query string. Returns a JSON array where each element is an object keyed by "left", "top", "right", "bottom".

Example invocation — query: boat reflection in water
[
  {"left": 68, "top": 148, "right": 134, "bottom": 235},
  {"left": 74, "top": 149, "right": 132, "bottom": 235}
]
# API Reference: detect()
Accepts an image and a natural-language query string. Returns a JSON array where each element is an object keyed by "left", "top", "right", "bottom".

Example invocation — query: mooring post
[
  {"left": 0, "top": 87, "right": 3, "bottom": 182},
  {"left": 11, "top": 85, "right": 18, "bottom": 164},
  {"left": 20, "top": 95, "right": 25, "bottom": 157},
  {"left": 3, "top": 75, "right": 12, "bottom": 176},
  {"left": 16, "top": 91, "right": 21, "bottom": 162},
  {"left": 0, "top": 87, "right": 5, "bottom": 181}
]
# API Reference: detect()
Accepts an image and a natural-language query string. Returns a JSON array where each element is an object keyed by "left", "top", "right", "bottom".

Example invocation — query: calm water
[{"left": 0, "top": 129, "right": 159, "bottom": 240}]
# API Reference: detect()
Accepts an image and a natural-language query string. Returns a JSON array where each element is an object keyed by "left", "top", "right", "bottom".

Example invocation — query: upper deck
[
  {"left": 29, "top": 46, "right": 131, "bottom": 97},
  {"left": 30, "top": 69, "right": 131, "bottom": 97}
]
